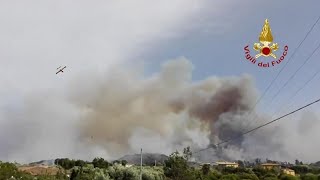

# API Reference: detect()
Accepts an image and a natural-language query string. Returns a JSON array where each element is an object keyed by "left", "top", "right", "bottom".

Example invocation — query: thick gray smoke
[
  {"left": 65, "top": 57, "right": 283, "bottom": 162},
  {"left": 0, "top": 58, "right": 319, "bottom": 163}
]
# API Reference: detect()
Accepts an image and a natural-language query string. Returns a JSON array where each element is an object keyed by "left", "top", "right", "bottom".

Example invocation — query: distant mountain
[
  {"left": 118, "top": 153, "right": 168, "bottom": 166},
  {"left": 29, "top": 159, "right": 55, "bottom": 166}
]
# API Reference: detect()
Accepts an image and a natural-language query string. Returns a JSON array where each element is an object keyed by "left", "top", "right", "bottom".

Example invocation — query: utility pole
[{"left": 140, "top": 148, "right": 142, "bottom": 180}]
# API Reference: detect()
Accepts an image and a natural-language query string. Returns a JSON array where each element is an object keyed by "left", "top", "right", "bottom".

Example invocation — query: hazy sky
[{"left": 1, "top": 0, "right": 320, "bottom": 163}]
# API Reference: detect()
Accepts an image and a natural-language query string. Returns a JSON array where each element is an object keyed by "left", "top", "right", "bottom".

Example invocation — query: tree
[
  {"left": 237, "top": 160, "right": 245, "bottom": 168},
  {"left": 220, "top": 174, "right": 239, "bottom": 180},
  {"left": 203, "top": 171, "right": 220, "bottom": 180},
  {"left": 121, "top": 160, "right": 128, "bottom": 166},
  {"left": 237, "top": 173, "right": 259, "bottom": 180},
  {"left": 291, "top": 165, "right": 311, "bottom": 174},
  {"left": 92, "top": 158, "right": 110, "bottom": 169},
  {"left": 263, "top": 172, "right": 278, "bottom": 179},
  {"left": 279, "top": 174, "right": 300, "bottom": 180},
  {"left": 264, "top": 178, "right": 278, "bottom": 180},
  {"left": 113, "top": 160, "right": 120, "bottom": 165},
  {"left": 55, "top": 158, "right": 76, "bottom": 170},
  {"left": 221, "top": 167, "right": 251, "bottom": 174},
  {"left": 70, "top": 168, "right": 79, "bottom": 180},
  {"left": 163, "top": 151, "right": 195, "bottom": 180},
  {"left": 55, "top": 170, "right": 69, "bottom": 180},
  {"left": 300, "top": 173, "right": 318, "bottom": 180},
  {"left": 202, "top": 164, "right": 211, "bottom": 175},
  {"left": 255, "top": 158, "right": 261, "bottom": 165},
  {"left": 252, "top": 167, "right": 269, "bottom": 179},
  {"left": 0, "top": 162, "right": 19, "bottom": 180},
  {"left": 183, "top": 146, "right": 192, "bottom": 161},
  {"left": 75, "top": 160, "right": 86, "bottom": 167}
]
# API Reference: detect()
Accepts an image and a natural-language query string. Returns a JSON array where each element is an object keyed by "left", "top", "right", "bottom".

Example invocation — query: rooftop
[{"left": 283, "top": 168, "right": 295, "bottom": 172}]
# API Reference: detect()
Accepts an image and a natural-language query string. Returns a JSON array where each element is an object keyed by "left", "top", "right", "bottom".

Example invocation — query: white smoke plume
[{"left": 1, "top": 57, "right": 320, "bottom": 164}]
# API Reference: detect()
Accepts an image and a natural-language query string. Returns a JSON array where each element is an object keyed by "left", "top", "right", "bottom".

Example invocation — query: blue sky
[{"left": 141, "top": 0, "right": 320, "bottom": 115}]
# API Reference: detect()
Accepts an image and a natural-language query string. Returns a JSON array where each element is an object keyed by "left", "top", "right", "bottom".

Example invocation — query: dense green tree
[
  {"left": 194, "top": 169, "right": 205, "bottom": 180},
  {"left": 70, "top": 166, "right": 97, "bottom": 180},
  {"left": 113, "top": 160, "right": 120, "bottom": 165},
  {"left": 310, "top": 167, "right": 320, "bottom": 174},
  {"left": 237, "top": 173, "right": 259, "bottom": 180},
  {"left": 163, "top": 151, "right": 195, "bottom": 180},
  {"left": 279, "top": 174, "right": 300, "bottom": 180},
  {"left": 262, "top": 172, "right": 278, "bottom": 180},
  {"left": 122, "top": 168, "right": 138, "bottom": 180},
  {"left": 55, "top": 169, "right": 69, "bottom": 180},
  {"left": 202, "top": 163, "right": 211, "bottom": 175},
  {"left": 70, "top": 168, "right": 79, "bottom": 180},
  {"left": 203, "top": 171, "right": 220, "bottom": 180},
  {"left": 121, "top": 160, "right": 128, "bottom": 166},
  {"left": 55, "top": 158, "right": 76, "bottom": 170},
  {"left": 220, "top": 174, "right": 240, "bottom": 180},
  {"left": 252, "top": 167, "right": 270, "bottom": 179},
  {"left": 263, "top": 177, "right": 278, "bottom": 180},
  {"left": 92, "top": 157, "right": 110, "bottom": 169},
  {"left": 291, "top": 165, "right": 311, "bottom": 174},
  {"left": 300, "top": 173, "right": 318, "bottom": 180},
  {"left": 75, "top": 160, "right": 87, "bottom": 167},
  {"left": 221, "top": 167, "right": 251, "bottom": 174}
]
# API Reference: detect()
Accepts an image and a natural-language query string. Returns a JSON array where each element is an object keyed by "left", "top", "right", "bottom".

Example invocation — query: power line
[
  {"left": 193, "top": 97, "right": 320, "bottom": 154},
  {"left": 267, "top": 41, "right": 320, "bottom": 108},
  {"left": 271, "top": 65, "right": 320, "bottom": 118},
  {"left": 244, "top": 15, "right": 320, "bottom": 128},
  {"left": 193, "top": 15, "right": 320, "bottom": 155}
]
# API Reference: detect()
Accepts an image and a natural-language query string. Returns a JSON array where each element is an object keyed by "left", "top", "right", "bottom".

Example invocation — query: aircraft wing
[{"left": 56, "top": 66, "right": 66, "bottom": 74}]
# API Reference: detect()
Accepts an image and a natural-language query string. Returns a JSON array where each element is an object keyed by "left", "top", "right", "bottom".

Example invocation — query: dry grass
[{"left": 18, "top": 165, "right": 62, "bottom": 176}]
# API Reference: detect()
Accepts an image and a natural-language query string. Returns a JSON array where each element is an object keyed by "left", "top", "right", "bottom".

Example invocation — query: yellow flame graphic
[{"left": 259, "top": 19, "right": 273, "bottom": 42}]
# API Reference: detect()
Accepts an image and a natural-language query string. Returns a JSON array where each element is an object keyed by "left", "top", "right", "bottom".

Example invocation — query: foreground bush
[
  {"left": 300, "top": 173, "right": 318, "bottom": 180},
  {"left": 279, "top": 174, "right": 300, "bottom": 180},
  {"left": 219, "top": 174, "right": 239, "bottom": 180},
  {"left": 69, "top": 164, "right": 164, "bottom": 180}
]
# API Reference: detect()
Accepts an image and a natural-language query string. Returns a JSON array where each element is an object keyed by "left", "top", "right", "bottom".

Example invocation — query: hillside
[{"left": 18, "top": 165, "right": 61, "bottom": 176}]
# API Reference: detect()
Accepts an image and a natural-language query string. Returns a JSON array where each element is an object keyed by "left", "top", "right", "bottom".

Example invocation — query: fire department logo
[{"left": 243, "top": 19, "right": 288, "bottom": 68}]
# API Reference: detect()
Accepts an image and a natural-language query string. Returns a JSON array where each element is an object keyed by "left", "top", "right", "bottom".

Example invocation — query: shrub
[
  {"left": 279, "top": 174, "right": 300, "bottom": 180},
  {"left": 220, "top": 174, "right": 240, "bottom": 180},
  {"left": 238, "top": 173, "right": 259, "bottom": 180},
  {"left": 300, "top": 173, "right": 318, "bottom": 180}
]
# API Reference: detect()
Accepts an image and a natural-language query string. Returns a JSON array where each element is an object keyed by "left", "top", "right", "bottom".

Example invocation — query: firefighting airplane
[{"left": 56, "top": 66, "right": 66, "bottom": 74}]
